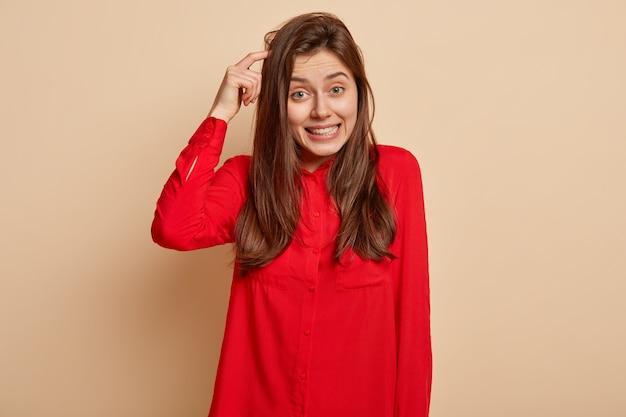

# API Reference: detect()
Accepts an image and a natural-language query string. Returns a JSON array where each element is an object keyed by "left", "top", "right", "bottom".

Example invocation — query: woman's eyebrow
[{"left": 290, "top": 71, "right": 350, "bottom": 83}]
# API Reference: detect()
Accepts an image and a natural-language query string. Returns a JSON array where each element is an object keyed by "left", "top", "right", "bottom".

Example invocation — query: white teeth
[{"left": 307, "top": 125, "right": 339, "bottom": 135}]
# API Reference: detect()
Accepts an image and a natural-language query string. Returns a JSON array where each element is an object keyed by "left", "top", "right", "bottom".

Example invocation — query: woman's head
[{"left": 256, "top": 12, "right": 374, "bottom": 169}]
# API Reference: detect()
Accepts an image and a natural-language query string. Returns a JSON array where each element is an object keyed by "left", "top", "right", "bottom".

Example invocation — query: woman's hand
[{"left": 208, "top": 50, "right": 269, "bottom": 123}]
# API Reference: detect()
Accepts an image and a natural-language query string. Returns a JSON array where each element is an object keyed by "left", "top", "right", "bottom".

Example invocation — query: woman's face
[{"left": 287, "top": 50, "right": 358, "bottom": 172}]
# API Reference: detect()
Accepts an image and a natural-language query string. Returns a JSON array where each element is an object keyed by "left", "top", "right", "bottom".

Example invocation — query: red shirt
[{"left": 152, "top": 118, "right": 431, "bottom": 417}]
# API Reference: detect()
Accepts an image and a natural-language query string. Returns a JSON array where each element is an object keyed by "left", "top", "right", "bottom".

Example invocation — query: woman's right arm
[
  {"left": 151, "top": 118, "right": 247, "bottom": 250},
  {"left": 151, "top": 51, "right": 268, "bottom": 250}
]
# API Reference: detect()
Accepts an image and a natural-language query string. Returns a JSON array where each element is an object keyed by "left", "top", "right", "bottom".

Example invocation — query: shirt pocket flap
[{"left": 336, "top": 250, "right": 392, "bottom": 291}]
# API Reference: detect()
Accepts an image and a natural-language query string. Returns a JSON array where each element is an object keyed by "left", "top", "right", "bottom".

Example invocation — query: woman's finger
[
  {"left": 225, "top": 66, "right": 261, "bottom": 106},
  {"left": 235, "top": 50, "right": 269, "bottom": 69}
]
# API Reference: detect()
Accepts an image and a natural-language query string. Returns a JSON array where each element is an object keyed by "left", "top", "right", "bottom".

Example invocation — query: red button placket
[{"left": 293, "top": 173, "right": 324, "bottom": 417}]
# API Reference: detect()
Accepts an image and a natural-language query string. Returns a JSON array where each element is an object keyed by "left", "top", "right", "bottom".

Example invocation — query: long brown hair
[{"left": 235, "top": 12, "right": 396, "bottom": 272}]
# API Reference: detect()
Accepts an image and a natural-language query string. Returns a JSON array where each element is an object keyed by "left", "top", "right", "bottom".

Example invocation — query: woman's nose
[{"left": 311, "top": 97, "right": 331, "bottom": 119}]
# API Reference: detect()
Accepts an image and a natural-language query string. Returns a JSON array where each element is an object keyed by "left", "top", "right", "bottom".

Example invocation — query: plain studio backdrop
[{"left": 1, "top": 0, "right": 625, "bottom": 416}]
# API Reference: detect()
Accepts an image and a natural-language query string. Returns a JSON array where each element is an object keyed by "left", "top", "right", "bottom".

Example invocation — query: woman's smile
[{"left": 305, "top": 123, "right": 341, "bottom": 138}]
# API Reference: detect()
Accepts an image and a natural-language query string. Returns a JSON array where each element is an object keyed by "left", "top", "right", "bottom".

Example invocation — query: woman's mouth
[{"left": 305, "top": 124, "right": 340, "bottom": 136}]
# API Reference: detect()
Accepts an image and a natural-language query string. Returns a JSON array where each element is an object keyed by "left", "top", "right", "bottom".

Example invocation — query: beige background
[{"left": 1, "top": 0, "right": 625, "bottom": 416}]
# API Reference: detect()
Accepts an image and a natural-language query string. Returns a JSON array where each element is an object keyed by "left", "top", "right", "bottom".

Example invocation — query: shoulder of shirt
[
  {"left": 375, "top": 145, "right": 424, "bottom": 199},
  {"left": 219, "top": 154, "right": 251, "bottom": 178},
  {"left": 224, "top": 154, "right": 251, "bottom": 165},
  {"left": 376, "top": 144, "right": 420, "bottom": 173}
]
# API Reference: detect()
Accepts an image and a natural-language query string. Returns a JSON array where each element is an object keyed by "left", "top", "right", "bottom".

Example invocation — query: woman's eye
[
  {"left": 331, "top": 86, "right": 344, "bottom": 94},
  {"left": 291, "top": 91, "right": 306, "bottom": 99}
]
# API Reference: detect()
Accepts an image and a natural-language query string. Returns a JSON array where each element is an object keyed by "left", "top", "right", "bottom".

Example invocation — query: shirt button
[
  {"left": 312, "top": 248, "right": 319, "bottom": 254},
  {"left": 300, "top": 371, "right": 307, "bottom": 380},
  {"left": 313, "top": 211, "right": 320, "bottom": 217},
  {"left": 308, "top": 285, "right": 316, "bottom": 292},
  {"left": 304, "top": 329, "right": 311, "bottom": 336}
]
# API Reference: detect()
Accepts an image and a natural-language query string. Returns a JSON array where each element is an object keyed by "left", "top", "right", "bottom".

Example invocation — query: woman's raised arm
[{"left": 151, "top": 51, "right": 267, "bottom": 250}]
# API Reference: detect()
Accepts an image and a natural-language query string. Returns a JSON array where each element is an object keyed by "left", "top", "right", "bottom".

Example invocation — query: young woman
[{"left": 152, "top": 12, "right": 431, "bottom": 417}]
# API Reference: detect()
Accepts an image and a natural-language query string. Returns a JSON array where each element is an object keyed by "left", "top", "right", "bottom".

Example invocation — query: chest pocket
[
  {"left": 335, "top": 250, "right": 393, "bottom": 291},
  {"left": 245, "top": 249, "right": 291, "bottom": 290}
]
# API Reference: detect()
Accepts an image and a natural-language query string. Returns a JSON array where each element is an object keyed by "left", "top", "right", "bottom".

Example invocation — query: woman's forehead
[{"left": 291, "top": 50, "right": 353, "bottom": 79}]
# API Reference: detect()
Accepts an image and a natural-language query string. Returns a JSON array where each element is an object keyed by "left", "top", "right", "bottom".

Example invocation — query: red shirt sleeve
[
  {"left": 151, "top": 117, "right": 249, "bottom": 250},
  {"left": 384, "top": 147, "right": 432, "bottom": 416}
]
